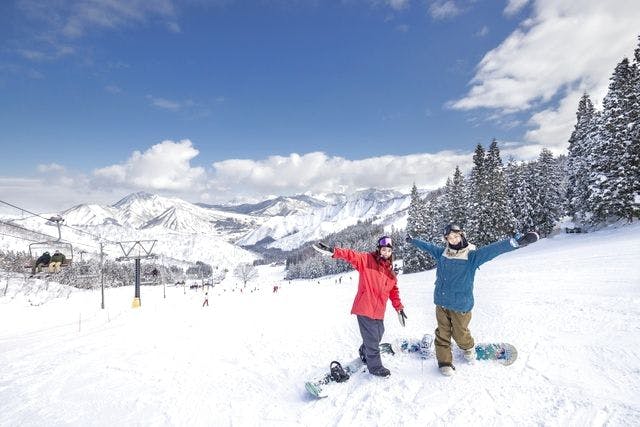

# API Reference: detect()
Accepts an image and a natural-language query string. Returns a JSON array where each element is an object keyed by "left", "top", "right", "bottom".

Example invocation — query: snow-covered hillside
[
  {"left": 1, "top": 223, "right": 638, "bottom": 425},
  {"left": 1, "top": 190, "right": 413, "bottom": 268},
  {"left": 237, "top": 189, "right": 410, "bottom": 250}
]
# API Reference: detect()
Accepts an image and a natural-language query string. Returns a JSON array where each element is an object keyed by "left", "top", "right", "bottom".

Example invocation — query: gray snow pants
[{"left": 357, "top": 315, "right": 385, "bottom": 372}]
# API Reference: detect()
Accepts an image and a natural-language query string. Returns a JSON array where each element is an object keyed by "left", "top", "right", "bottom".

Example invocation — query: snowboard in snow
[
  {"left": 304, "top": 343, "right": 395, "bottom": 399},
  {"left": 399, "top": 335, "right": 517, "bottom": 366},
  {"left": 473, "top": 342, "right": 518, "bottom": 366}
]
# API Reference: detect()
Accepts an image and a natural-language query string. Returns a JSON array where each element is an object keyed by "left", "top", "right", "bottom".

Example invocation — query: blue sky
[{"left": 1, "top": 0, "right": 639, "bottom": 212}]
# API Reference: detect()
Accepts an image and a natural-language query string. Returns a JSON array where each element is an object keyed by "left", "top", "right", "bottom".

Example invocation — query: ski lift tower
[{"left": 116, "top": 240, "right": 158, "bottom": 308}]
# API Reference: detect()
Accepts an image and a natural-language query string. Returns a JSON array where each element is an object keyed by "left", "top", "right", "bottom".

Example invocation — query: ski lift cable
[
  {"left": 0, "top": 220, "right": 98, "bottom": 251},
  {"left": 0, "top": 231, "right": 44, "bottom": 244},
  {"left": 0, "top": 219, "right": 58, "bottom": 241},
  {"left": 0, "top": 199, "right": 118, "bottom": 246}
]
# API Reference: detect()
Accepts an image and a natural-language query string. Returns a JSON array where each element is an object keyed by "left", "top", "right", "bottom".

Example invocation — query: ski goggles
[
  {"left": 443, "top": 224, "right": 463, "bottom": 236},
  {"left": 378, "top": 236, "right": 393, "bottom": 248}
]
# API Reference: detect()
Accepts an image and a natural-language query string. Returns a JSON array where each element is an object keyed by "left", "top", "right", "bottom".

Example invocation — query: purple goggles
[{"left": 378, "top": 236, "right": 393, "bottom": 248}]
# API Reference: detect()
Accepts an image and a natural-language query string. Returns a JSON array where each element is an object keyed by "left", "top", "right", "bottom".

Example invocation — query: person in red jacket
[{"left": 313, "top": 236, "right": 407, "bottom": 377}]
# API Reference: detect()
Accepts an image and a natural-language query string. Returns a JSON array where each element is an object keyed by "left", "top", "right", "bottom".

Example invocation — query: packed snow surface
[{"left": 1, "top": 224, "right": 639, "bottom": 426}]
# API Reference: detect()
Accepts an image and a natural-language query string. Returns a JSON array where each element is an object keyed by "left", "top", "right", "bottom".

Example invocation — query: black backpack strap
[{"left": 329, "top": 361, "right": 350, "bottom": 383}]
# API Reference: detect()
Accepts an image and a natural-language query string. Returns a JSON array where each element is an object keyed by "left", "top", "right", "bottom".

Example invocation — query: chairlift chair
[{"left": 26, "top": 216, "right": 73, "bottom": 274}]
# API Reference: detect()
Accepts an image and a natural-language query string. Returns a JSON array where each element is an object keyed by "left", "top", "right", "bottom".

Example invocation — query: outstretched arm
[
  {"left": 406, "top": 234, "right": 444, "bottom": 259},
  {"left": 474, "top": 231, "right": 539, "bottom": 266}
]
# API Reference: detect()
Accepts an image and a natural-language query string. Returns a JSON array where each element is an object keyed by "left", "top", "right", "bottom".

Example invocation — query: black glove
[
  {"left": 398, "top": 309, "right": 408, "bottom": 327},
  {"left": 312, "top": 242, "right": 333, "bottom": 256},
  {"left": 516, "top": 231, "right": 539, "bottom": 247},
  {"left": 405, "top": 233, "right": 412, "bottom": 243}
]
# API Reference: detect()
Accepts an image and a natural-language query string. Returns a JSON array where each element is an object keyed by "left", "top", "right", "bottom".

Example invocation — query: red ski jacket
[{"left": 333, "top": 247, "right": 403, "bottom": 320}]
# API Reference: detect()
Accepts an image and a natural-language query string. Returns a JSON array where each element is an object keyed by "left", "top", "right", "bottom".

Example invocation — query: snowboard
[
  {"left": 399, "top": 334, "right": 518, "bottom": 366},
  {"left": 304, "top": 343, "right": 395, "bottom": 399}
]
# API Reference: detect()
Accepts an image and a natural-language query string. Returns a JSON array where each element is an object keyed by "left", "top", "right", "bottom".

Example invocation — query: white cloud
[
  {"left": 504, "top": 0, "right": 530, "bottom": 16},
  {"left": 387, "top": 0, "right": 411, "bottom": 11},
  {"left": 105, "top": 85, "right": 122, "bottom": 94},
  {"left": 147, "top": 95, "right": 183, "bottom": 112},
  {"left": 93, "top": 140, "right": 206, "bottom": 191},
  {"left": 475, "top": 26, "right": 489, "bottom": 37},
  {"left": 2, "top": 147, "right": 487, "bottom": 211},
  {"left": 207, "top": 151, "right": 473, "bottom": 200},
  {"left": 450, "top": 0, "right": 640, "bottom": 151},
  {"left": 429, "top": 1, "right": 462, "bottom": 20},
  {"left": 37, "top": 163, "right": 66, "bottom": 174}
]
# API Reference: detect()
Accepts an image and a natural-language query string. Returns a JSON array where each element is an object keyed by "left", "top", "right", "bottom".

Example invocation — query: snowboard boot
[
  {"left": 359, "top": 345, "right": 367, "bottom": 363},
  {"left": 370, "top": 366, "right": 390, "bottom": 378},
  {"left": 438, "top": 363, "right": 455, "bottom": 376},
  {"left": 462, "top": 347, "right": 475, "bottom": 363}
]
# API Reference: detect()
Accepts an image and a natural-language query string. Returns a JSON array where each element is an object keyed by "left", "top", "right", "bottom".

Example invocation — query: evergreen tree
[
  {"left": 589, "top": 58, "right": 637, "bottom": 222},
  {"left": 468, "top": 142, "right": 514, "bottom": 244},
  {"left": 403, "top": 184, "right": 434, "bottom": 272},
  {"left": 566, "top": 93, "right": 596, "bottom": 224},
  {"left": 485, "top": 139, "right": 516, "bottom": 239},
  {"left": 505, "top": 159, "right": 536, "bottom": 233},
  {"left": 531, "top": 149, "right": 563, "bottom": 236},
  {"left": 629, "top": 37, "right": 640, "bottom": 218},
  {"left": 466, "top": 144, "right": 492, "bottom": 244},
  {"left": 445, "top": 166, "right": 467, "bottom": 227}
]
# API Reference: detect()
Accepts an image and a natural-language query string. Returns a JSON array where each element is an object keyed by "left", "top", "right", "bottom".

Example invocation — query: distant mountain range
[
  {"left": 60, "top": 189, "right": 412, "bottom": 250},
  {"left": 1, "top": 189, "right": 415, "bottom": 267}
]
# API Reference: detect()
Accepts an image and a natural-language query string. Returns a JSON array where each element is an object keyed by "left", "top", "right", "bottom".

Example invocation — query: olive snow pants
[
  {"left": 357, "top": 315, "right": 385, "bottom": 373},
  {"left": 434, "top": 306, "right": 474, "bottom": 367}
]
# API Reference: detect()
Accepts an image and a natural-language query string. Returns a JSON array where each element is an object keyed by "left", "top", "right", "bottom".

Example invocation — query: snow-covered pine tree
[
  {"left": 629, "top": 37, "right": 640, "bottom": 219},
  {"left": 505, "top": 159, "right": 536, "bottom": 233},
  {"left": 466, "top": 144, "right": 491, "bottom": 244},
  {"left": 531, "top": 149, "right": 563, "bottom": 236},
  {"left": 566, "top": 93, "right": 596, "bottom": 225},
  {"left": 403, "top": 183, "right": 434, "bottom": 273},
  {"left": 445, "top": 166, "right": 467, "bottom": 227},
  {"left": 485, "top": 139, "right": 516, "bottom": 240},
  {"left": 588, "top": 58, "right": 637, "bottom": 222},
  {"left": 424, "top": 192, "right": 446, "bottom": 246}
]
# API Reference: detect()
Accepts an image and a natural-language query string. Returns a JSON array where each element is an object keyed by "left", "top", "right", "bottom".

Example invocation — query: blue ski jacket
[{"left": 408, "top": 237, "right": 517, "bottom": 312}]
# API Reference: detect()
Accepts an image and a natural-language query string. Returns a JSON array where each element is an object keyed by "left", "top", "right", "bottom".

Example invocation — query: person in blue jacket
[{"left": 406, "top": 224, "right": 538, "bottom": 376}]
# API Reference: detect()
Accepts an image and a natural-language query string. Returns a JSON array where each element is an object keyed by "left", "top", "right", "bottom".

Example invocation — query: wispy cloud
[
  {"left": 475, "top": 26, "right": 489, "bottom": 37},
  {"left": 504, "top": 0, "right": 530, "bottom": 16},
  {"left": 450, "top": 0, "right": 640, "bottom": 151},
  {"left": 105, "top": 85, "right": 123, "bottom": 94},
  {"left": 147, "top": 95, "right": 184, "bottom": 112},
  {"left": 14, "top": 0, "right": 179, "bottom": 60},
  {"left": 428, "top": 0, "right": 462, "bottom": 20},
  {"left": 37, "top": 163, "right": 66, "bottom": 174}
]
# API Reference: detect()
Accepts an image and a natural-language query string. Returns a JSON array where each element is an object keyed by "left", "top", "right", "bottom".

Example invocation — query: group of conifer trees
[{"left": 404, "top": 36, "right": 639, "bottom": 273}]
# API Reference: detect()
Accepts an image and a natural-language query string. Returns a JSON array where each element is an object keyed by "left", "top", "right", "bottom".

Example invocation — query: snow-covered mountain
[
  {"left": 236, "top": 189, "right": 410, "bottom": 250},
  {"left": 0, "top": 189, "right": 413, "bottom": 267},
  {"left": 62, "top": 192, "right": 258, "bottom": 238},
  {"left": 61, "top": 189, "right": 412, "bottom": 252},
  {"left": 198, "top": 194, "right": 328, "bottom": 217}
]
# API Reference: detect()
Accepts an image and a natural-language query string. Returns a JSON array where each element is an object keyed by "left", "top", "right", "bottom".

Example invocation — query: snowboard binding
[{"left": 329, "top": 361, "right": 350, "bottom": 383}]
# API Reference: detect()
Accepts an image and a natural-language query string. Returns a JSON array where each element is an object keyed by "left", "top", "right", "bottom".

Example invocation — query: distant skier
[
  {"left": 406, "top": 224, "right": 539, "bottom": 376},
  {"left": 31, "top": 251, "right": 51, "bottom": 275},
  {"left": 313, "top": 236, "right": 407, "bottom": 378},
  {"left": 202, "top": 291, "right": 209, "bottom": 307}
]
